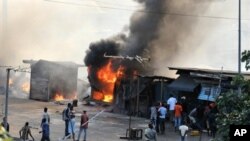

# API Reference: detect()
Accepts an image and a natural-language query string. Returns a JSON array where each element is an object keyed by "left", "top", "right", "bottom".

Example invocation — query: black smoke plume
[{"left": 84, "top": 0, "right": 211, "bottom": 83}]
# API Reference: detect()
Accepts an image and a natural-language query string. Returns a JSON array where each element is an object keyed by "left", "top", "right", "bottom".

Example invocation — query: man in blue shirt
[
  {"left": 40, "top": 118, "right": 50, "bottom": 141},
  {"left": 158, "top": 102, "right": 167, "bottom": 134}
]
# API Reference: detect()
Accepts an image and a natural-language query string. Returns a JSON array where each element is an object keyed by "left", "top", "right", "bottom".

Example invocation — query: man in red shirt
[
  {"left": 76, "top": 110, "right": 89, "bottom": 141},
  {"left": 174, "top": 102, "right": 183, "bottom": 131}
]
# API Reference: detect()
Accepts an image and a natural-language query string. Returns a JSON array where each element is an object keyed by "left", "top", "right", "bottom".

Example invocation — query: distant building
[
  {"left": 23, "top": 59, "right": 84, "bottom": 101},
  {"left": 168, "top": 67, "right": 250, "bottom": 110}
]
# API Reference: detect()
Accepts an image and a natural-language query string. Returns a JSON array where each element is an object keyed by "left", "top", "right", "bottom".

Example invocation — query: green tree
[
  {"left": 214, "top": 50, "right": 250, "bottom": 141},
  {"left": 241, "top": 50, "right": 250, "bottom": 70}
]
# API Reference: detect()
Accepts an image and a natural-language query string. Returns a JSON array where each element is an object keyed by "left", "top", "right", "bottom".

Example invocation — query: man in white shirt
[
  {"left": 41, "top": 107, "right": 50, "bottom": 127},
  {"left": 167, "top": 94, "right": 177, "bottom": 123},
  {"left": 179, "top": 122, "right": 189, "bottom": 141},
  {"left": 150, "top": 104, "right": 157, "bottom": 128}
]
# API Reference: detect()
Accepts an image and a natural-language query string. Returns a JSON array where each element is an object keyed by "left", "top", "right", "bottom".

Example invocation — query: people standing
[
  {"left": 144, "top": 123, "right": 157, "bottom": 141},
  {"left": 63, "top": 103, "right": 72, "bottom": 138},
  {"left": 41, "top": 107, "right": 50, "bottom": 127},
  {"left": 77, "top": 110, "right": 89, "bottom": 141},
  {"left": 167, "top": 94, "right": 177, "bottom": 124},
  {"left": 40, "top": 118, "right": 50, "bottom": 141},
  {"left": 158, "top": 102, "right": 167, "bottom": 134},
  {"left": 180, "top": 96, "right": 188, "bottom": 124},
  {"left": 19, "top": 122, "right": 34, "bottom": 141},
  {"left": 150, "top": 104, "right": 157, "bottom": 128},
  {"left": 208, "top": 105, "right": 218, "bottom": 138},
  {"left": 174, "top": 102, "right": 183, "bottom": 131},
  {"left": 68, "top": 106, "right": 76, "bottom": 141}
]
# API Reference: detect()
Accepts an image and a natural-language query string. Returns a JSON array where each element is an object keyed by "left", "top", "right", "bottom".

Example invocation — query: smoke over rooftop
[{"left": 84, "top": 0, "right": 213, "bottom": 76}]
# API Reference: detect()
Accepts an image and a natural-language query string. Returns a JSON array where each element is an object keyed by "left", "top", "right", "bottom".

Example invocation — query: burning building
[
  {"left": 23, "top": 59, "right": 84, "bottom": 101},
  {"left": 83, "top": 0, "right": 222, "bottom": 116}
]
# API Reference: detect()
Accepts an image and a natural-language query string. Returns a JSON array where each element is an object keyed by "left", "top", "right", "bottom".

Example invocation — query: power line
[
  {"left": 79, "top": 0, "right": 140, "bottom": 8},
  {"left": 44, "top": 0, "right": 250, "bottom": 21}
]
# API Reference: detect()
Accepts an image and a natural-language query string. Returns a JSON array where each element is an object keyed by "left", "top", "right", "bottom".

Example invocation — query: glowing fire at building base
[{"left": 91, "top": 60, "right": 124, "bottom": 103}]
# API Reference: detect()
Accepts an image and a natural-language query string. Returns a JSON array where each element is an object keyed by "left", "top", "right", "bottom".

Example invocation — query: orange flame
[
  {"left": 53, "top": 91, "right": 77, "bottom": 101},
  {"left": 92, "top": 60, "right": 125, "bottom": 103},
  {"left": 54, "top": 94, "right": 64, "bottom": 101},
  {"left": 8, "top": 79, "right": 13, "bottom": 86},
  {"left": 21, "top": 82, "right": 30, "bottom": 93}
]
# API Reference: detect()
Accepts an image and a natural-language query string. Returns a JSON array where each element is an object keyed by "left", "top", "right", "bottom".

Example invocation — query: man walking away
[
  {"left": 68, "top": 106, "right": 76, "bottom": 141},
  {"left": 144, "top": 123, "right": 157, "bottom": 141},
  {"left": 167, "top": 94, "right": 177, "bottom": 124},
  {"left": 174, "top": 102, "right": 183, "bottom": 131},
  {"left": 77, "top": 110, "right": 89, "bottom": 141},
  {"left": 150, "top": 104, "right": 157, "bottom": 128},
  {"left": 63, "top": 103, "right": 72, "bottom": 138},
  {"left": 40, "top": 118, "right": 50, "bottom": 141},
  {"left": 41, "top": 107, "right": 50, "bottom": 127},
  {"left": 158, "top": 102, "right": 167, "bottom": 134}
]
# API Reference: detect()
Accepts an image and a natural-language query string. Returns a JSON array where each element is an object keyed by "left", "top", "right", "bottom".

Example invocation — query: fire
[
  {"left": 21, "top": 82, "right": 30, "bottom": 93},
  {"left": 53, "top": 91, "right": 77, "bottom": 101},
  {"left": 92, "top": 60, "right": 125, "bottom": 103},
  {"left": 71, "top": 91, "right": 77, "bottom": 100},
  {"left": 54, "top": 93, "right": 64, "bottom": 101},
  {"left": 8, "top": 79, "right": 13, "bottom": 86}
]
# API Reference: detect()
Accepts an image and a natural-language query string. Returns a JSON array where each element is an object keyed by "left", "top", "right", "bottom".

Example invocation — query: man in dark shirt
[
  {"left": 64, "top": 103, "right": 72, "bottom": 138},
  {"left": 77, "top": 110, "right": 89, "bottom": 141}
]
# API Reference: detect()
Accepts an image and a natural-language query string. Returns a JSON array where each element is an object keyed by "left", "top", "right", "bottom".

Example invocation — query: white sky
[
  {"left": 1, "top": 0, "right": 250, "bottom": 79},
  {"left": 0, "top": 0, "right": 138, "bottom": 80}
]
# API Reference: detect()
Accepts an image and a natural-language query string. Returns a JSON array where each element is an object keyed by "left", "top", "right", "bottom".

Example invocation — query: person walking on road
[
  {"left": 68, "top": 106, "right": 76, "bottom": 141},
  {"left": 40, "top": 118, "right": 50, "bottom": 141},
  {"left": 63, "top": 103, "right": 72, "bottom": 138},
  {"left": 158, "top": 102, "right": 167, "bottom": 134},
  {"left": 150, "top": 104, "right": 157, "bottom": 128},
  {"left": 41, "top": 107, "right": 50, "bottom": 127},
  {"left": 77, "top": 110, "right": 89, "bottom": 141},
  {"left": 174, "top": 102, "right": 183, "bottom": 131},
  {"left": 167, "top": 94, "right": 177, "bottom": 124}
]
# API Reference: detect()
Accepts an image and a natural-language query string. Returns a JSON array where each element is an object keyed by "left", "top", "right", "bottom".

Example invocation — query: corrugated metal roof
[{"left": 169, "top": 67, "right": 250, "bottom": 77}]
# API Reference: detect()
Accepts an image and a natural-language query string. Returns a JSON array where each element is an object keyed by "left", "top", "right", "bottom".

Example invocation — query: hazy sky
[
  {"left": 1, "top": 0, "right": 250, "bottom": 79},
  {"left": 0, "top": 0, "right": 138, "bottom": 79}
]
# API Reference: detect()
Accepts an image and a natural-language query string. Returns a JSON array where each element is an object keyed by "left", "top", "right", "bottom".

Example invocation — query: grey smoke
[{"left": 84, "top": 0, "right": 211, "bottom": 77}]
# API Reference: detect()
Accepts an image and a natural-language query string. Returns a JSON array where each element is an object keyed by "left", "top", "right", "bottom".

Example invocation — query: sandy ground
[{"left": 0, "top": 95, "right": 213, "bottom": 141}]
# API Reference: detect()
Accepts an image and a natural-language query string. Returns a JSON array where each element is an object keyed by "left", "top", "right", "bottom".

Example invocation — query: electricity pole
[
  {"left": 238, "top": 0, "right": 242, "bottom": 95},
  {"left": 2, "top": 0, "right": 9, "bottom": 130},
  {"left": 4, "top": 68, "right": 11, "bottom": 130},
  {"left": 238, "top": 0, "right": 241, "bottom": 74}
]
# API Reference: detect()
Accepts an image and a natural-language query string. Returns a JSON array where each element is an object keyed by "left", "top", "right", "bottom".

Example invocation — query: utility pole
[
  {"left": 2, "top": 0, "right": 9, "bottom": 129},
  {"left": 4, "top": 68, "right": 11, "bottom": 130},
  {"left": 238, "top": 0, "right": 242, "bottom": 95},
  {"left": 238, "top": 0, "right": 241, "bottom": 74}
]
